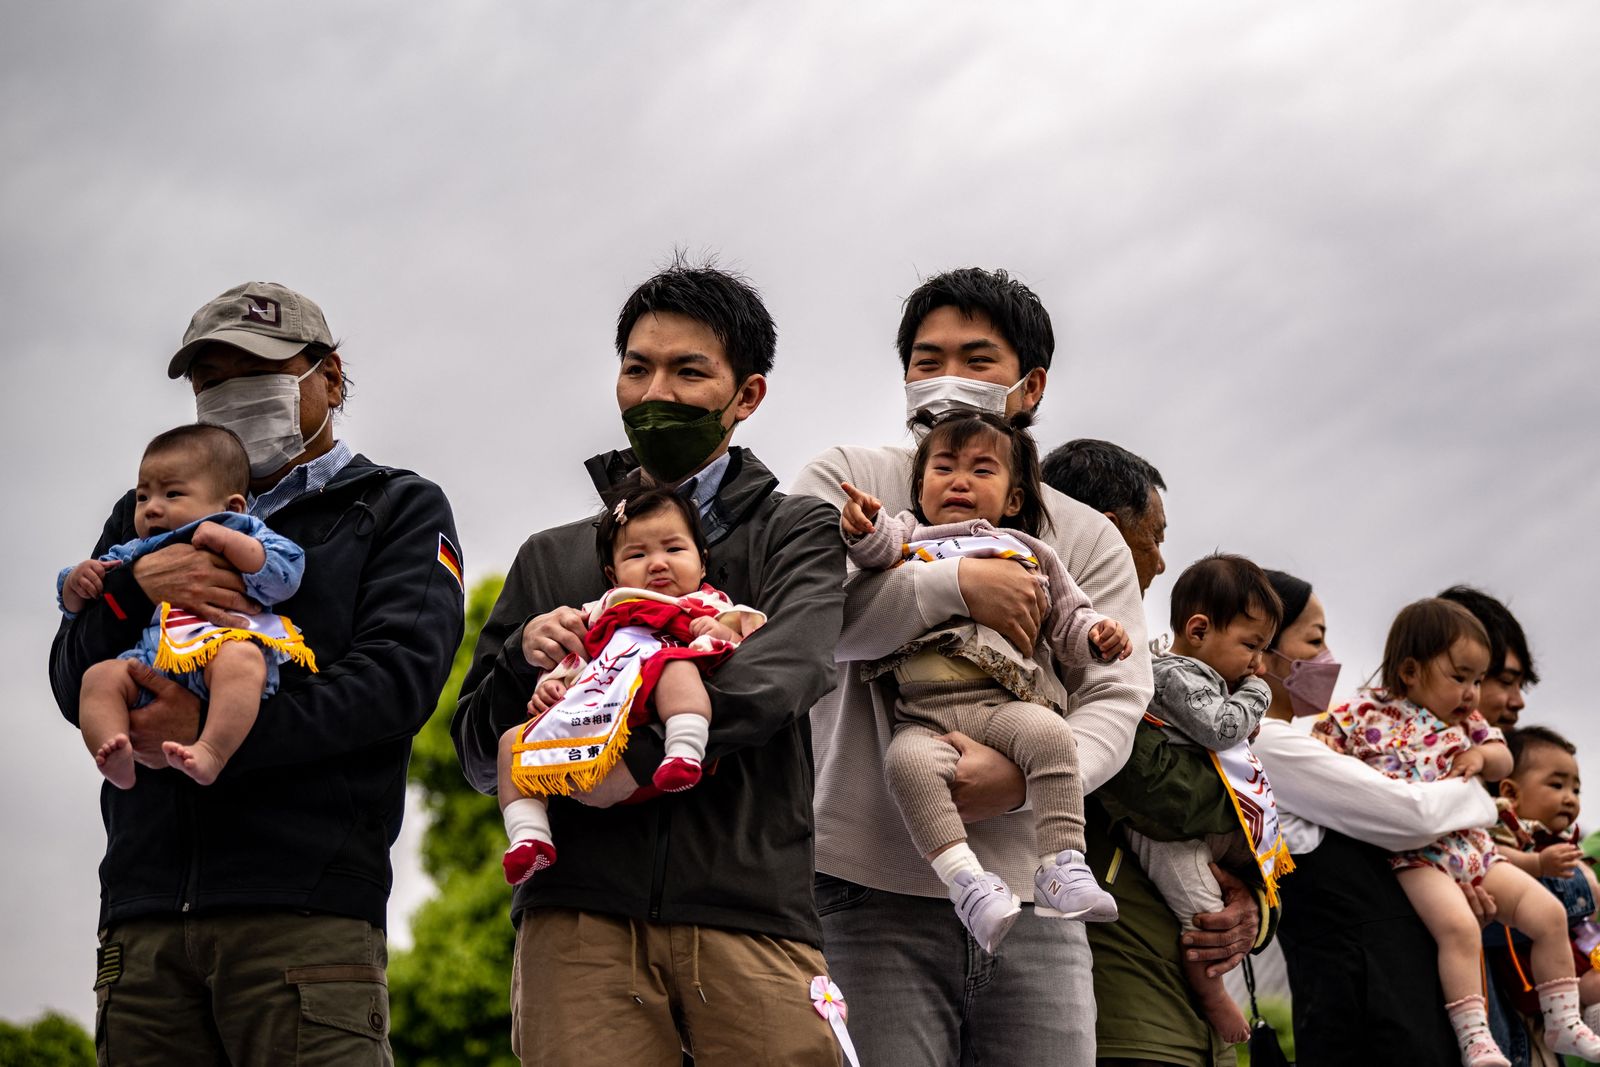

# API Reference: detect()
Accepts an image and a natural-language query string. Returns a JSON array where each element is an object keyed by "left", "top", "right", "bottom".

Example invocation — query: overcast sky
[{"left": 4, "top": 1, "right": 1597, "bottom": 1028}]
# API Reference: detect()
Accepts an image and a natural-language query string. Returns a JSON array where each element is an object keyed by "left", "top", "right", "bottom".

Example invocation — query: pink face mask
[{"left": 1267, "top": 647, "right": 1342, "bottom": 717}]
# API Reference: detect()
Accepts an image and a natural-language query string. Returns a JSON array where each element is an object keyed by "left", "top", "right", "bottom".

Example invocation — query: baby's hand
[
  {"left": 62, "top": 558, "right": 119, "bottom": 612},
  {"left": 1444, "top": 747, "right": 1488, "bottom": 780},
  {"left": 839, "top": 481, "right": 882, "bottom": 538},
  {"left": 690, "top": 616, "right": 740, "bottom": 643},
  {"left": 1088, "top": 619, "right": 1132, "bottom": 661},
  {"left": 1540, "top": 843, "right": 1584, "bottom": 879},
  {"left": 528, "top": 677, "right": 568, "bottom": 716}
]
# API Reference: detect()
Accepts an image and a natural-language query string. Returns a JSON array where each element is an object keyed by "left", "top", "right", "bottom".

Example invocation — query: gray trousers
[{"left": 886, "top": 676, "right": 1085, "bottom": 858}]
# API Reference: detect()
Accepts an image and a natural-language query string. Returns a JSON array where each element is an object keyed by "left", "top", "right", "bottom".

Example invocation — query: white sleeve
[{"left": 1253, "top": 719, "right": 1499, "bottom": 852}]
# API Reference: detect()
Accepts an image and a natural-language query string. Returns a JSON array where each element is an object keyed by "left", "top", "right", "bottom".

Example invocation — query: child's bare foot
[
  {"left": 95, "top": 734, "right": 136, "bottom": 790},
  {"left": 163, "top": 740, "right": 223, "bottom": 786},
  {"left": 1186, "top": 959, "right": 1251, "bottom": 1044}
]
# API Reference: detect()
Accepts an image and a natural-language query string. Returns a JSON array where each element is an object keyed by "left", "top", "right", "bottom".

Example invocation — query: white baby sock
[
  {"left": 931, "top": 843, "right": 985, "bottom": 891},
  {"left": 1539, "top": 977, "right": 1600, "bottom": 1059},
  {"left": 1583, "top": 1000, "right": 1600, "bottom": 1035},
  {"left": 1444, "top": 994, "right": 1508, "bottom": 1067},
  {"left": 502, "top": 796, "right": 551, "bottom": 845},
  {"left": 663, "top": 715, "right": 710, "bottom": 762}
]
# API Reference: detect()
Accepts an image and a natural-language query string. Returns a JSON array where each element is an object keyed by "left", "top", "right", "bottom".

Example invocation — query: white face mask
[
  {"left": 196, "top": 362, "right": 331, "bottom": 478},
  {"left": 904, "top": 374, "right": 1026, "bottom": 430}
]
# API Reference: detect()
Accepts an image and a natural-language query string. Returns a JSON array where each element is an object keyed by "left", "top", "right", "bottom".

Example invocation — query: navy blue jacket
[{"left": 50, "top": 455, "right": 464, "bottom": 929}]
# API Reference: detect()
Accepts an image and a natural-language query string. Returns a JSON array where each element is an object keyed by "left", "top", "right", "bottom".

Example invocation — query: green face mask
[{"left": 621, "top": 396, "right": 735, "bottom": 484}]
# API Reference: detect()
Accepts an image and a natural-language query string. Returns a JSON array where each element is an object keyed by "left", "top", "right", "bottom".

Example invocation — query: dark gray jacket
[{"left": 451, "top": 447, "right": 844, "bottom": 945}]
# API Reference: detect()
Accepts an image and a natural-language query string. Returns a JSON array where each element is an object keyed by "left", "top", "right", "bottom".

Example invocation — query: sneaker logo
[
  {"left": 1047, "top": 879, "right": 1063, "bottom": 894},
  {"left": 242, "top": 297, "right": 281, "bottom": 326}
]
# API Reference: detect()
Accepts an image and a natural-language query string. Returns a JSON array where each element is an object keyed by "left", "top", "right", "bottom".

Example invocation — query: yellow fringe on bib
[
  {"left": 152, "top": 604, "right": 319, "bottom": 676},
  {"left": 1210, "top": 749, "right": 1296, "bottom": 907},
  {"left": 508, "top": 671, "right": 644, "bottom": 798}
]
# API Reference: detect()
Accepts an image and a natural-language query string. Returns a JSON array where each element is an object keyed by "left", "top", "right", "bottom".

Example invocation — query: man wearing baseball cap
[{"left": 50, "top": 282, "right": 465, "bottom": 1064}]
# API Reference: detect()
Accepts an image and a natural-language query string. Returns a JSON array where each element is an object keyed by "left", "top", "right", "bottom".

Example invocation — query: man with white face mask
[
  {"left": 792, "top": 268, "right": 1152, "bottom": 1065},
  {"left": 49, "top": 282, "right": 464, "bottom": 1065}
]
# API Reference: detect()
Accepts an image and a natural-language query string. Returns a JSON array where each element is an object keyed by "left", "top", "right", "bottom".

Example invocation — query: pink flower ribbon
[{"left": 810, "top": 976, "right": 860, "bottom": 1066}]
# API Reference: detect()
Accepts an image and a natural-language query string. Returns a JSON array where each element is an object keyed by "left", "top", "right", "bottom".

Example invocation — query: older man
[
  {"left": 1043, "top": 437, "right": 1262, "bottom": 1067},
  {"left": 50, "top": 282, "right": 465, "bottom": 1064},
  {"left": 1042, "top": 438, "right": 1167, "bottom": 595},
  {"left": 793, "top": 268, "right": 1153, "bottom": 1066},
  {"left": 452, "top": 262, "right": 845, "bottom": 1065}
]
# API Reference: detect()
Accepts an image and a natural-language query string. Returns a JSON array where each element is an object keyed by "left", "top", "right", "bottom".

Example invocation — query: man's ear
[
  {"left": 1183, "top": 613, "right": 1210, "bottom": 644},
  {"left": 1018, "top": 367, "right": 1047, "bottom": 413},
  {"left": 320, "top": 351, "right": 345, "bottom": 411},
  {"left": 1102, "top": 510, "right": 1124, "bottom": 534},
  {"left": 223, "top": 494, "right": 248, "bottom": 514},
  {"left": 731, "top": 374, "right": 767, "bottom": 424}
]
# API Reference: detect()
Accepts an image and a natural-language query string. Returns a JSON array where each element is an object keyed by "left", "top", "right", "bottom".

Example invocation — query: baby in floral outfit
[{"left": 1316, "top": 598, "right": 1600, "bottom": 1067}]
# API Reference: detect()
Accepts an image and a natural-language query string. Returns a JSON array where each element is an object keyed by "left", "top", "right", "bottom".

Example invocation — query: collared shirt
[
  {"left": 250, "top": 440, "right": 355, "bottom": 520},
  {"left": 678, "top": 450, "right": 733, "bottom": 544}
]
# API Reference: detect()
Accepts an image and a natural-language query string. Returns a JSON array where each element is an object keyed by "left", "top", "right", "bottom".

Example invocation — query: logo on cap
[{"left": 242, "top": 297, "right": 281, "bottom": 326}]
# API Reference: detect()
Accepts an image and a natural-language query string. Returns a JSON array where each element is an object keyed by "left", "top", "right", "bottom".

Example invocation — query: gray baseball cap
[{"left": 168, "top": 281, "right": 334, "bottom": 378}]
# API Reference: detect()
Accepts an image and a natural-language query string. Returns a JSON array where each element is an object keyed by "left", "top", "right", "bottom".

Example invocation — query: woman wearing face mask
[{"left": 1251, "top": 570, "right": 1499, "bottom": 1067}]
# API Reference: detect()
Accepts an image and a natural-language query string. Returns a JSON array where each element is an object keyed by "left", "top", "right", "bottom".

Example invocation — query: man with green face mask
[{"left": 453, "top": 259, "right": 849, "bottom": 1065}]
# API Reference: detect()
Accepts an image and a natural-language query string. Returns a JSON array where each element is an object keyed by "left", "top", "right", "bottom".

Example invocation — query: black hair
[
  {"left": 1040, "top": 438, "right": 1166, "bottom": 521},
  {"left": 1264, "top": 570, "right": 1314, "bottom": 650},
  {"left": 909, "top": 410, "right": 1052, "bottom": 538},
  {"left": 896, "top": 268, "right": 1055, "bottom": 378},
  {"left": 1169, "top": 553, "right": 1284, "bottom": 634},
  {"left": 143, "top": 423, "right": 249, "bottom": 497},
  {"left": 1438, "top": 585, "right": 1540, "bottom": 687},
  {"left": 593, "top": 485, "right": 708, "bottom": 580},
  {"left": 1379, "top": 598, "right": 1491, "bottom": 699},
  {"left": 614, "top": 254, "right": 777, "bottom": 382},
  {"left": 1505, "top": 725, "right": 1576, "bottom": 769}
]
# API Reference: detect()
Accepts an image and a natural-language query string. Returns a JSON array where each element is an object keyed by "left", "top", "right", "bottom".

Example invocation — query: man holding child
[{"left": 50, "top": 282, "right": 465, "bottom": 1064}]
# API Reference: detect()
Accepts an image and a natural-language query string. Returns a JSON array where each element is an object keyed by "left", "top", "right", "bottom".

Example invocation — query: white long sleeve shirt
[{"left": 1253, "top": 716, "right": 1498, "bottom": 855}]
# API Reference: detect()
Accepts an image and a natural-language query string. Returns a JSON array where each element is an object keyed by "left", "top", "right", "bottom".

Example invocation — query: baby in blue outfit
[{"left": 59, "top": 425, "right": 314, "bottom": 788}]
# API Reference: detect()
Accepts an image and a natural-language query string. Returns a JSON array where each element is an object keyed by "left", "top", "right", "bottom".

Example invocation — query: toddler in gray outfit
[{"left": 841, "top": 411, "right": 1128, "bottom": 953}]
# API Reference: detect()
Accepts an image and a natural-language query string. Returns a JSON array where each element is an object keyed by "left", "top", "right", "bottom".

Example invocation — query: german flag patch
[
  {"left": 437, "top": 533, "right": 464, "bottom": 592},
  {"left": 95, "top": 941, "right": 123, "bottom": 989}
]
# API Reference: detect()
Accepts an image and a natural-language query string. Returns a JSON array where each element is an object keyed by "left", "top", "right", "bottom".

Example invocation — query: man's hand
[
  {"left": 1540, "top": 843, "right": 1584, "bottom": 879},
  {"left": 839, "top": 482, "right": 882, "bottom": 538},
  {"left": 528, "top": 677, "right": 568, "bottom": 716},
  {"left": 131, "top": 544, "right": 255, "bottom": 626},
  {"left": 1185, "top": 864, "right": 1261, "bottom": 978},
  {"left": 1445, "top": 747, "right": 1487, "bottom": 780},
  {"left": 520, "top": 607, "right": 587, "bottom": 671},
  {"left": 63, "top": 558, "right": 118, "bottom": 613},
  {"left": 958, "top": 557, "right": 1047, "bottom": 651},
  {"left": 124, "top": 662, "right": 201, "bottom": 769},
  {"left": 1088, "top": 618, "right": 1132, "bottom": 662},
  {"left": 1461, "top": 881, "right": 1498, "bottom": 927},
  {"left": 940, "top": 731, "right": 1026, "bottom": 823},
  {"left": 689, "top": 616, "right": 740, "bottom": 643}
]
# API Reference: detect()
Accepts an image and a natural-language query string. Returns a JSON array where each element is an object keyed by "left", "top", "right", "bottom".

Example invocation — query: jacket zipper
[
  {"left": 648, "top": 804, "right": 670, "bottom": 921},
  {"left": 178, "top": 789, "right": 201, "bottom": 912}
]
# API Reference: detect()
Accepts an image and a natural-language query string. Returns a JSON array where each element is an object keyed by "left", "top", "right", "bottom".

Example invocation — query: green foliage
[
  {"left": 389, "top": 860, "right": 517, "bottom": 1067},
  {"left": 1234, "top": 996, "right": 1294, "bottom": 1066},
  {"left": 390, "top": 574, "right": 519, "bottom": 1066},
  {"left": 408, "top": 576, "right": 507, "bottom": 882},
  {"left": 0, "top": 1011, "right": 95, "bottom": 1066}
]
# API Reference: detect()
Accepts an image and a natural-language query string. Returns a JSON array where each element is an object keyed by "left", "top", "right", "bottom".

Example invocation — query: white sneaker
[
  {"left": 1034, "top": 849, "right": 1118, "bottom": 921},
  {"left": 950, "top": 870, "right": 1022, "bottom": 953}
]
